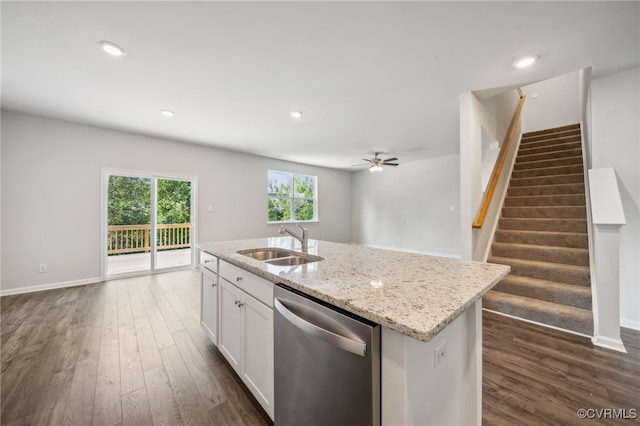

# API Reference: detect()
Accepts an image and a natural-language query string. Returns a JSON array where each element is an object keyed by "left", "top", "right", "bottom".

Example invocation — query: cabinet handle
[
  {"left": 211, "top": 283, "right": 216, "bottom": 287},
  {"left": 237, "top": 302, "right": 245, "bottom": 308},
  {"left": 204, "top": 259, "right": 213, "bottom": 263},
  {"left": 236, "top": 276, "right": 243, "bottom": 282}
]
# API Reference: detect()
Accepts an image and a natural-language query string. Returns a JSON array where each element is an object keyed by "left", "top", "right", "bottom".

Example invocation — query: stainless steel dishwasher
[{"left": 274, "top": 284, "right": 380, "bottom": 426}]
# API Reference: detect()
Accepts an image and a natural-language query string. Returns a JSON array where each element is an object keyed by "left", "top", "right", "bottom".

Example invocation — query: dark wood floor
[
  {"left": 0, "top": 270, "right": 269, "bottom": 426},
  {"left": 483, "top": 310, "right": 640, "bottom": 425},
  {"left": 2, "top": 270, "right": 639, "bottom": 425}
]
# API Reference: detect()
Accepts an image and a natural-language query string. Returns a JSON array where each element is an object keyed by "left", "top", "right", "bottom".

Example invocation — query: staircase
[{"left": 483, "top": 124, "right": 593, "bottom": 336}]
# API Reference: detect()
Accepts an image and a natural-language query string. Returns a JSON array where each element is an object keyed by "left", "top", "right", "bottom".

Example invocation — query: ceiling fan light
[{"left": 369, "top": 164, "right": 383, "bottom": 173}]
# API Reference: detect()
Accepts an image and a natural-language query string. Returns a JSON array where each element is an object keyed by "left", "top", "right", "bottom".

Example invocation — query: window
[{"left": 268, "top": 170, "right": 317, "bottom": 222}]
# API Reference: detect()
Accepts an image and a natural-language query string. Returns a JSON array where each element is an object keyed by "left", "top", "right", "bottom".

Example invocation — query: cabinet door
[
  {"left": 201, "top": 269, "right": 218, "bottom": 345},
  {"left": 242, "top": 294, "right": 274, "bottom": 419},
  {"left": 219, "top": 279, "right": 243, "bottom": 373}
]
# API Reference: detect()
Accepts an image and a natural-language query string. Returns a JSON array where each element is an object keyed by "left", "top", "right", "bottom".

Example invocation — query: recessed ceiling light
[
  {"left": 161, "top": 110, "right": 175, "bottom": 117},
  {"left": 514, "top": 55, "right": 539, "bottom": 69},
  {"left": 99, "top": 40, "right": 125, "bottom": 57},
  {"left": 290, "top": 111, "right": 303, "bottom": 118}
]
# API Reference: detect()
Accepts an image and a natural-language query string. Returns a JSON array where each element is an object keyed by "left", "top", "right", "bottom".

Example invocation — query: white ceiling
[{"left": 2, "top": 1, "right": 639, "bottom": 170}]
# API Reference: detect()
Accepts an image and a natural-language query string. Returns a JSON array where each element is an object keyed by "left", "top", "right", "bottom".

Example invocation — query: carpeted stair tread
[
  {"left": 517, "top": 147, "right": 584, "bottom": 163},
  {"left": 512, "top": 163, "right": 583, "bottom": 179},
  {"left": 520, "top": 134, "right": 582, "bottom": 147},
  {"left": 518, "top": 141, "right": 582, "bottom": 156},
  {"left": 499, "top": 217, "right": 587, "bottom": 233},
  {"left": 495, "top": 229, "right": 588, "bottom": 249},
  {"left": 483, "top": 291, "right": 593, "bottom": 335},
  {"left": 492, "top": 242, "right": 589, "bottom": 266},
  {"left": 507, "top": 182, "right": 585, "bottom": 196},
  {"left": 504, "top": 194, "right": 585, "bottom": 207},
  {"left": 523, "top": 123, "right": 580, "bottom": 138},
  {"left": 509, "top": 173, "right": 585, "bottom": 187},
  {"left": 489, "top": 254, "right": 590, "bottom": 287},
  {"left": 501, "top": 206, "right": 586, "bottom": 219},
  {"left": 514, "top": 155, "right": 584, "bottom": 171},
  {"left": 492, "top": 275, "right": 592, "bottom": 310}
]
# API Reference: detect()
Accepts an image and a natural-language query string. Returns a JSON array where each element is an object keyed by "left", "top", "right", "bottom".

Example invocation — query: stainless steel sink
[
  {"left": 265, "top": 256, "right": 320, "bottom": 266},
  {"left": 237, "top": 248, "right": 323, "bottom": 266},
  {"left": 237, "top": 248, "right": 293, "bottom": 261}
]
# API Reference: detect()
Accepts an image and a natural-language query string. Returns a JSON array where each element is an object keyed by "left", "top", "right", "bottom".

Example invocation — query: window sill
[{"left": 267, "top": 220, "right": 318, "bottom": 225}]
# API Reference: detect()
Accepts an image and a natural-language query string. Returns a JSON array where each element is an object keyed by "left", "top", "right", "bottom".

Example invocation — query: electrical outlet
[
  {"left": 39, "top": 264, "right": 48, "bottom": 273},
  {"left": 434, "top": 340, "right": 447, "bottom": 368}
]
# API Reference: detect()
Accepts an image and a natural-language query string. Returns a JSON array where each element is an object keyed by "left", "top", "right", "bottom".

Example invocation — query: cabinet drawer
[
  {"left": 200, "top": 251, "right": 218, "bottom": 273},
  {"left": 220, "top": 261, "right": 273, "bottom": 307}
]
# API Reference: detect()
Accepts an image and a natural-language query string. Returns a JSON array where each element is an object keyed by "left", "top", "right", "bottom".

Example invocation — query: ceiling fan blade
[
  {"left": 351, "top": 163, "right": 370, "bottom": 167},
  {"left": 384, "top": 163, "right": 399, "bottom": 166},
  {"left": 362, "top": 158, "right": 373, "bottom": 163},
  {"left": 383, "top": 157, "right": 398, "bottom": 162}
]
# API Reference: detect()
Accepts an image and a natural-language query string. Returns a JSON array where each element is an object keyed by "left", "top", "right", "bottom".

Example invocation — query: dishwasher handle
[{"left": 274, "top": 298, "right": 367, "bottom": 357}]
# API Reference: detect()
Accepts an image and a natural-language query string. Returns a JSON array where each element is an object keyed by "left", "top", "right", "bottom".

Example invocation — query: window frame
[{"left": 267, "top": 170, "right": 318, "bottom": 224}]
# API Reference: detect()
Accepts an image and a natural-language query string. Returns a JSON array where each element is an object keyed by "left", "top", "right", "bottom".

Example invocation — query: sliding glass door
[{"left": 103, "top": 169, "right": 196, "bottom": 278}]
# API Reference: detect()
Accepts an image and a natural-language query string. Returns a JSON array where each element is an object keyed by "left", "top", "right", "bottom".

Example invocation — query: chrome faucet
[{"left": 279, "top": 224, "right": 308, "bottom": 252}]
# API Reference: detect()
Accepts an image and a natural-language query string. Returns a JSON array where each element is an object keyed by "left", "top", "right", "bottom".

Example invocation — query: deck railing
[{"left": 107, "top": 223, "right": 191, "bottom": 255}]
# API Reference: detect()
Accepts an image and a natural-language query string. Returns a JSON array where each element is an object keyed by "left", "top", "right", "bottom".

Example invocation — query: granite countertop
[{"left": 198, "top": 237, "right": 510, "bottom": 342}]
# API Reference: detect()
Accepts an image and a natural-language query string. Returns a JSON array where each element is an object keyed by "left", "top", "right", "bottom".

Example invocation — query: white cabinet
[
  {"left": 218, "top": 261, "right": 274, "bottom": 419},
  {"left": 201, "top": 268, "right": 219, "bottom": 345},
  {"left": 200, "top": 251, "right": 219, "bottom": 345},
  {"left": 242, "top": 292, "right": 273, "bottom": 416},
  {"left": 218, "top": 278, "right": 243, "bottom": 371}
]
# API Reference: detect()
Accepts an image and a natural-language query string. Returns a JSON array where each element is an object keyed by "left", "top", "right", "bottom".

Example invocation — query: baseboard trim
[
  {"left": 621, "top": 318, "right": 640, "bottom": 331},
  {"left": 482, "top": 308, "right": 592, "bottom": 339},
  {"left": 0, "top": 277, "right": 102, "bottom": 297},
  {"left": 591, "top": 335, "right": 627, "bottom": 353}
]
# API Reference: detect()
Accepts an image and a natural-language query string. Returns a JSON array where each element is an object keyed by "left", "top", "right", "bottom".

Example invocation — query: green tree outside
[
  {"left": 108, "top": 176, "right": 151, "bottom": 225},
  {"left": 108, "top": 177, "right": 191, "bottom": 225},
  {"left": 268, "top": 179, "right": 292, "bottom": 222},
  {"left": 293, "top": 175, "right": 315, "bottom": 220},
  {"left": 157, "top": 179, "right": 191, "bottom": 224},
  {"left": 268, "top": 172, "right": 316, "bottom": 222}
]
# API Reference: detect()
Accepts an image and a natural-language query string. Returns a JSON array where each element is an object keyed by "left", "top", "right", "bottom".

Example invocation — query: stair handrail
[{"left": 472, "top": 95, "right": 526, "bottom": 228}]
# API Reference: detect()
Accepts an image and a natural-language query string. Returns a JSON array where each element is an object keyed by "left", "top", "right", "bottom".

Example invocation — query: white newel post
[{"left": 588, "top": 168, "right": 627, "bottom": 353}]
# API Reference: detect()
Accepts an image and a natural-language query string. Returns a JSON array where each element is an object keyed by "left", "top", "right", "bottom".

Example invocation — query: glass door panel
[
  {"left": 155, "top": 178, "right": 192, "bottom": 269},
  {"left": 106, "top": 175, "right": 151, "bottom": 275}
]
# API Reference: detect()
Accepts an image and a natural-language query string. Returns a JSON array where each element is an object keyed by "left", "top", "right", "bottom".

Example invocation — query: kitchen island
[{"left": 198, "top": 237, "right": 509, "bottom": 425}]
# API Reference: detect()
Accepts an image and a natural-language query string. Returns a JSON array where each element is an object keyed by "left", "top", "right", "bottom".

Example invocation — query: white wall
[
  {"left": 591, "top": 67, "right": 640, "bottom": 330},
  {"left": 460, "top": 89, "right": 521, "bottom": 261},
  {"left": 1, "top": 111, "right": 352, "bottom": 293},
  {"left": 351, "top": 154, "right": 460, "bottom": 257},
  {"left": 520, "top": 71, "right": 580, "bottom": 132},
  {"left": 459, "top": 92, "right": 483, "bottom": 260},
  {"left": 478, "top": 90, "right": 522, "bottom": 145}
]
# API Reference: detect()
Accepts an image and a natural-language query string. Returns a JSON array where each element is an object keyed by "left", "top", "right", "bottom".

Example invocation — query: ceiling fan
[{"left": 354, "top": 153, "right": 399, "bottom": 173}]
